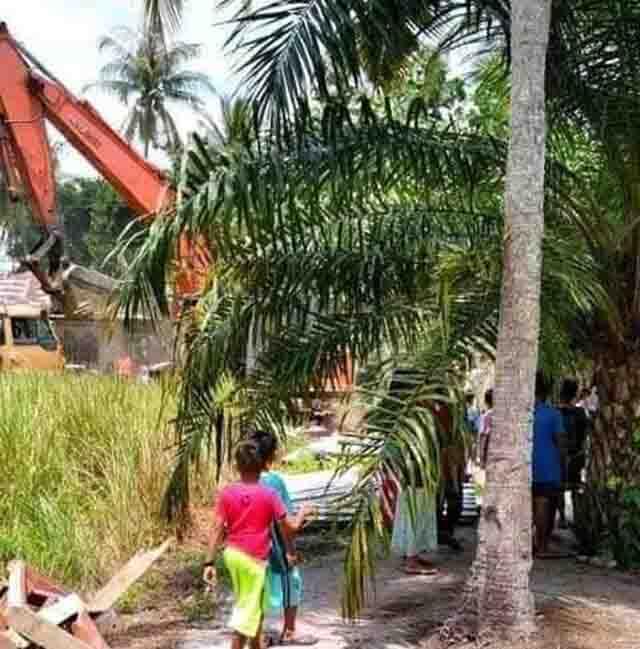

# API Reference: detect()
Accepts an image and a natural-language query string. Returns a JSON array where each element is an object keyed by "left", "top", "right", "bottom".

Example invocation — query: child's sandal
[{"left": 280, "top": 632, "right": 319, "bottom": 646}]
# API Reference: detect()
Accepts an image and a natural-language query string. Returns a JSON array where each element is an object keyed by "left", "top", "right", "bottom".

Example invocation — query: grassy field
[{"left": 0, "top": 373, "right": 177, "bottom": 591}]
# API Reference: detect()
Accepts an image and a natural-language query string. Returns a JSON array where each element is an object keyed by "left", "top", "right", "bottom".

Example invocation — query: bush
[
  {"left": 574, "top": 484, "right": 640, "bottom": 568},
  {"left": 0, "top": 373, "right": 176, "bottom": 590},
  {"left": 606, "top": 486, "right": 640, "bottom": 568}
]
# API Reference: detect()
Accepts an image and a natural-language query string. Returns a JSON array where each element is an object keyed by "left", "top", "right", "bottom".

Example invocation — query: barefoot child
[
  {"left": 251, "top": 430, "right": 318, "bottom": 646},
  {"left": 203, "top": 441, "right": 313, "bottom": 649}
]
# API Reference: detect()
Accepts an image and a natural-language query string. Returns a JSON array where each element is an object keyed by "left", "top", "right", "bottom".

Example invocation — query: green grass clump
[
  {"left": 0, "top": 373, "right": 175, "bottom": 591},
  {"left": 283, "top": 451, "right": 338, "bottom": 475}
]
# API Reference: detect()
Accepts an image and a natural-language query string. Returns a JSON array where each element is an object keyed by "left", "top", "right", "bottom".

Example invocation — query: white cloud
[{"left": 2, "top": 1, "right": 237, "bottom": 177}]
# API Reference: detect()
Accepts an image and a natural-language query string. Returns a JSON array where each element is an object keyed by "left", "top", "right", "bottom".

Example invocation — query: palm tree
[
  {"left": 143, "top": 0, "right": 184, "bottom": 44},
  {"left": 453, "top": 1, "right": 552, "bottom": 639},
  {"left": 113, "top": 0, "right": 635, "bottom": 639},
  {"left": 112, "top": 59, "right": 604, "bottom": 639},
  {"left": 85, "top": 26, "right": 214, "bottom": 158},
  {"left": 218, "top": 0, "right": 640, "bottom": 608}
]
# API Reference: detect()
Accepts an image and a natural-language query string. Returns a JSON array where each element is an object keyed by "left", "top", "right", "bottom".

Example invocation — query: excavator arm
[{"left": 0, "top": 22, "right": 206, "bottom": 309}]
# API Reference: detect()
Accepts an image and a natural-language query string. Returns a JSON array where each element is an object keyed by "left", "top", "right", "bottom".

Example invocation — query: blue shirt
[
  {"left": 261, "top": 471, "right": 293, "bottom": 513},
  {"left": 533, "top": 401, "right": 564, "bottom": 485}
]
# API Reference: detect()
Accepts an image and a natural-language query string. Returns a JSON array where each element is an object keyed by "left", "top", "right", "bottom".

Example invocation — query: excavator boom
[
  {"left": 33, "top": 73, "right": 172, "bottom": 216},
  {"left": 0, "top": 21, "right": 206, "bottom": 311}
]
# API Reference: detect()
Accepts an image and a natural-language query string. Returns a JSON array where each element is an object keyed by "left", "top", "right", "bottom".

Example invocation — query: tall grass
[{"left": 0, "top": 373, "right": 176, "bottom": 591}]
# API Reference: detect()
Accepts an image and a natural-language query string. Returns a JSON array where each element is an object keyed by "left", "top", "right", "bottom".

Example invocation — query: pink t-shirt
[{"left": 216, "top": 482, "right": 287, "bottom": 561}]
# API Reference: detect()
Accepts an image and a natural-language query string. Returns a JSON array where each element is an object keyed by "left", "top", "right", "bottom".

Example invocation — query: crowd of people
[
  {"left": 468, "top": 373, "right": 594, "bottom": 557},
  {"left": 204, "top": 375, "right": 597, "bottom": 649}
]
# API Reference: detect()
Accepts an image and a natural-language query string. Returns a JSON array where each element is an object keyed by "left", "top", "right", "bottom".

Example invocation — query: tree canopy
[{"left": 86, "top": 25, "right": 215, "bottom": 157}]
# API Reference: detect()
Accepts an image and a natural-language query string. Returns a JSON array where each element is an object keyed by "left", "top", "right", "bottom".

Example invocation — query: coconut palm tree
[
  {"left": 85, "top": 26, "right": 214, "bottom": 158},
  {"left": 143, "top": 0, "right": 184, "bottom": 44},
  {"left": 114, "top": 0, "right": 639, "bottom": 639},
  {"left": 112, "top": 62, "right": 605, "bottom": 643}
]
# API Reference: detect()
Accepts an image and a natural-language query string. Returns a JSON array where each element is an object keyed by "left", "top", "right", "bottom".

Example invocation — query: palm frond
[
  {"left": 161, "top": 41, "right": 203, "bottom": 67},
  {"left": 144, "top": 0, "right": 185, "bottom": 42}
]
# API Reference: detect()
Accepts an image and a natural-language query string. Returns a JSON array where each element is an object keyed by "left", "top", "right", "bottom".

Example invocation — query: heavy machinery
[
  {"left": 0, "top": 21, "right": 207, "bottom": 319},
  {"left": 0, "top": 302, "right": 64, "bottom": 370}
]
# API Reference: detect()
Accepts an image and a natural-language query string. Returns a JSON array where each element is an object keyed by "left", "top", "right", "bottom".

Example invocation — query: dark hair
[
  {"left": 465, "top": 393, "right": 475, "bottom": 405},
  {"left": 249, "top": 430, "right": 279, "bottom": 466},
  {"left": 535, "top": 371, "right": 552, "bottom": 400},
  {"left": 234, "top": 440, "right": 263, "bottom": 474},
  {"left": 560, "top": 378, "right": 579, "bottom": 403},
  {"left": 485, "top": 389, "right": 493, "bottom": 408}
]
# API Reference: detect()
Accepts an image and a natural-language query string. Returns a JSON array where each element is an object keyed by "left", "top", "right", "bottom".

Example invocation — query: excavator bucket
[{"left": 59, "top": 265, "right": 118, "bottom": 321}]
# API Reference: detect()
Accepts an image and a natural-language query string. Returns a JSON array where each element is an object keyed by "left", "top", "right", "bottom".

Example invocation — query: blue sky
[{"left": 2, "top": 1, "right": 236, "bottom": 176}]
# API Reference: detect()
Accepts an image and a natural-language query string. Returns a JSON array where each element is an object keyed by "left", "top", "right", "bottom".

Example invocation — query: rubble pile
[{"left": 0, "top": 541, "right": 169, "bottom": 649}]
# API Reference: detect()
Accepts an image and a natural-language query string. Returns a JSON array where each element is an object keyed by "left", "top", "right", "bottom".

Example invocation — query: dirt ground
[{"left": 105, "top": 521, "right": 640, "bottom": 649}]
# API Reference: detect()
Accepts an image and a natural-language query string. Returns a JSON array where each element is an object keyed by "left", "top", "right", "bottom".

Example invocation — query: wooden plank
[
  {"left": 71, "top": 612, "right": 110, "bottom": 649},
  {"left": 87, "top": 539, "right": 171, "bottom": 614},
  {"left": 39, "top": 594, "right": 85, "bottom": 626},
  {"left": 7, "top": 564, "right": 26, "bottom": 609},
  {"left": 0, "top": 630, "right": 18, "bottom": 649},
  {"left": 24, "top": 568, "right": 67, "bottom": 601},
  {"left": 2, "top": 629, "right": 28, "bottom": 649},
  {"left": 7, "top": 606, "right": 93, "bottom": 649}
]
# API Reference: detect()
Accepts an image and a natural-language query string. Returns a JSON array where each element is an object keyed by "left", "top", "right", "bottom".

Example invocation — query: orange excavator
[
  {"left": 0, "top": 21, "right": 207, "bottom": 316},
  {"left": 0, "top": 22, "right": 356, "bottom": 389}
]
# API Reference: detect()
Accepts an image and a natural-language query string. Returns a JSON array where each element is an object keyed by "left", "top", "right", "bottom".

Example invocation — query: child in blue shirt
[{"left": 251, "top": 430, "right": 318, "bottom": 646}]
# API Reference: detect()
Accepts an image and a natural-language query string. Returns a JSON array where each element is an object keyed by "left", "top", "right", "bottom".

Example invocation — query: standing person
[
  {"left": 391, "top": 480, "right": 439, "bottom": 575},
  {"left": 477, "top": 389, "right": 494, "bottom": 469},
  {"left": 464, "top": 393, "right": 480, "bottom": 472},
  {"left": 465, "top": 393, "right": 480, "bottom": 436},
  {"left": 203, "top": 441, "right": 313, "bottom": 649},
  {"left": 557, "top": 379, "right": 589, "bottom": 527},
  {"left": 532, "top": 373, "right": 565, "bottom": 557},
  {"left": 576, "top": 388, "right": 591, "bottom": 416},
  {"left": 388, "top": 370, "right": 439, "bottom": 575},
  {"left": 586, "top": 386, "right": 599, "bottom": 417},
  {"left": 436, "top": 402, "right": 465, "bottom": 552},
  {"left": 250, "top": 430, "right": 318, "bottom": 647}
]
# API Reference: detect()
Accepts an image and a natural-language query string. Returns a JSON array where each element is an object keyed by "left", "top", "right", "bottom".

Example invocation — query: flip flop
[
  {"left": 403, "top": 566, "right": 438, "bottom": 576},
  {"left": 279, "top": 633, "right": 319, "bottom": 646}
]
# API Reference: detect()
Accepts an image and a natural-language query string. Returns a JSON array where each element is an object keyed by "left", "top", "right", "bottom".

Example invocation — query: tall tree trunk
[
  {"left": 447, "top": 1, "right": 552, "bottom": 643},
  {"left": 592, "top": 350, "right": 640, "bottom": 483}
]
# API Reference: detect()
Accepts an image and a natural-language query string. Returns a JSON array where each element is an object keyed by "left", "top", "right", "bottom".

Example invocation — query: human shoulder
[
  {"left": 262, "top": 471, "right": 287, "bottom": 491},
  {"left": 218, "top": 482, "right": 239, "bottom": 499}
]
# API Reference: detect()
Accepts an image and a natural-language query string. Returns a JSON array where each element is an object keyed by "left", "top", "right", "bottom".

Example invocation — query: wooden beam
[
  {"left": 7, "top": 606, "right": 93, "bottom": 649},
  {"left": 71, "top": 612, "right": 110, "bottom": 649},
  {"left": 88, "top": 539, "right": 171, "bottom": 614},
  {"left": 0, "top": 631, "right": 18, "bottom": 649},
  {"left": 39, "top": 594, "right": 85, "bottom": 626},
  {"left": 0, "top": 629, "right": 28, "bottom": 649},
  {"left": 7, "top": 564, "right": 26, "bottom": 609},
  {"left": 24, "top": 568, "right": 67, "bottom": 601}
]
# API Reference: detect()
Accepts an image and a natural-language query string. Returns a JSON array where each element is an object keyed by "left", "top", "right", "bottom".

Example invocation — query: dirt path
[{"left": 109, "top": 526, "right": 640, "bottom": 649}]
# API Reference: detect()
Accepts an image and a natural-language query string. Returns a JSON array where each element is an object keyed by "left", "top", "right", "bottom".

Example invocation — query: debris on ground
[{"left": 0, "top": 540, "right": 170, "bottom": 649}]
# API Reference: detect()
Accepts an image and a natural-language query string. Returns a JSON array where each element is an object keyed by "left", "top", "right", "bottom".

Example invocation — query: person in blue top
[
  {"left": 532, "top": 372, "right": 565, "bottom": 557},
  {"left": 250, "top": 430, "right": 318, "bottom": 647}
]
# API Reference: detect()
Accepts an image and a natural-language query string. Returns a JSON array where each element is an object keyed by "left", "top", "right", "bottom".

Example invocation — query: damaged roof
[{"left": 0, "top": 271, "right": 51, "bottom": 309}]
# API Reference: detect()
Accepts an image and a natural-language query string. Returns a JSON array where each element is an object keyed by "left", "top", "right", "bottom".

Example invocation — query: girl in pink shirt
[{"left": 203, "top": 441, "right": 312, "bottom": 649}]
